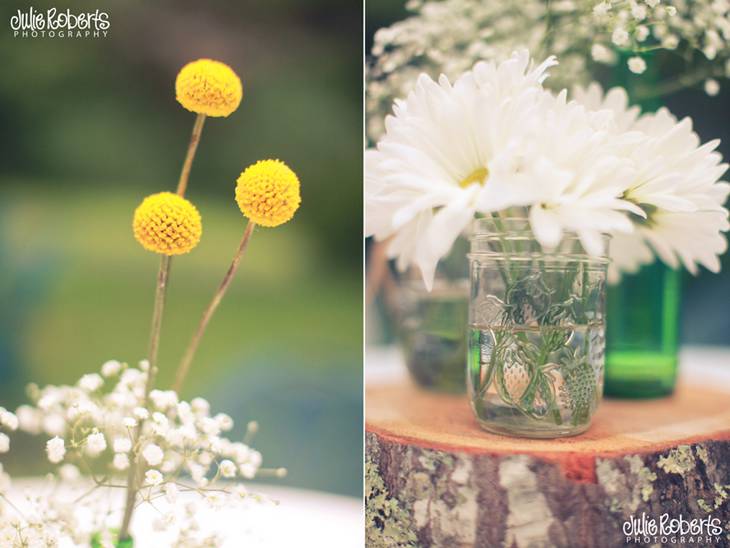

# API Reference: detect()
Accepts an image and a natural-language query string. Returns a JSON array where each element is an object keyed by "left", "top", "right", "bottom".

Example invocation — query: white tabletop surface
[{"left": 7, "top": 480, "right": 363, "bottom": 547}]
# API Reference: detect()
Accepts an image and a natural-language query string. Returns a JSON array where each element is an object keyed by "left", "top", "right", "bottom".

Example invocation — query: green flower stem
[
  {"left": 173, "top": 220, "right": 256, "bottom": 393},
  {"left": 176, "top": 113, "right": 207, "bottom": 197}
]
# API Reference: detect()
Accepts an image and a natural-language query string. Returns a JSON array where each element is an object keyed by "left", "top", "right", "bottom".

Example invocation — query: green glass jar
[{"left": 605, "top": 262, "right": 681, "bottom": 398}]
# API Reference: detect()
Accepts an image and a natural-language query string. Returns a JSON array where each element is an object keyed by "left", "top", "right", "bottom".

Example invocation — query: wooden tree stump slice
[{"left": 366, "top": 379, "right": 730, "bottom": 548}]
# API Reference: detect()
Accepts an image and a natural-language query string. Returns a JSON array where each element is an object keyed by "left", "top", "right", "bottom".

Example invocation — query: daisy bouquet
[
  {"left": 0, "top": 60, "right": 301, "bottom": 546},
  {"left": 366, "top": 50, "right": 728, "bottom": 435}
]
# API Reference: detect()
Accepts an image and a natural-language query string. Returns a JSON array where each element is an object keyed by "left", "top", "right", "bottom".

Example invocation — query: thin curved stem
[
  {"left": 176, "top": 113, "right": 206, "bottom": 196},
  {"left": 173, "top": 221, "right": 256, "bottom": 393}
]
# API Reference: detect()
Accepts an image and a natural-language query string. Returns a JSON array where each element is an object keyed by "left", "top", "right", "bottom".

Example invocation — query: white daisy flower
[
  {"left": 368, "top": 51, "right": 642, "bottom": 288},
  {"left": 520, "top": 91, "right": 641, "bottom": 256},
  {"left": 573, "top": 84, "right": 730, "bottom": 281},
  {"left": 366, "top": 50, "right": 560, "bottom": 288}
]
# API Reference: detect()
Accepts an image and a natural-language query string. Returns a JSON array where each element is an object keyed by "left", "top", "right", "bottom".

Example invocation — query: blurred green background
[
  {"left": 0, "top": 0, "right": 362, "bottom": 497},
  {"left": 366, "top": 1, "right": 730, "bottom": 347}
]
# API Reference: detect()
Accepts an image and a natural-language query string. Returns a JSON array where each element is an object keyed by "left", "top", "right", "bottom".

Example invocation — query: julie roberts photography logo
[
  {"left": 623, "top": 512, "right": 725, "bottom": 545},
  {"left": 10, "top": 7, "right": 110, "bottom": 39}
]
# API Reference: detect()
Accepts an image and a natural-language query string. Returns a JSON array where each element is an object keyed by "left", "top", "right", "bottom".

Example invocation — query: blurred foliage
[{"left": 0, "top": 0, "right": 362, "bottom": 496}]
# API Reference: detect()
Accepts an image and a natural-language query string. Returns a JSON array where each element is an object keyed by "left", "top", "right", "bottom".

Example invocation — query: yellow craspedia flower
[
  {"left": 175, "top": 59, "right": 242, "bottom": 117},
  {"left": 133, "top": 192, "right": 202, "bottom": 255},
  {"left": 235, "top": 159, "right": 301, "bottom": 227}
]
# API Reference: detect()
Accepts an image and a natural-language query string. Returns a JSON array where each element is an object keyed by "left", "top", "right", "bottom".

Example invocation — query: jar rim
[
  {"left": 471, "top": 217, "right": 613, "bottom": 239},
  {"left": 470, "top": 217, "right": 611, "bottom": 263}
]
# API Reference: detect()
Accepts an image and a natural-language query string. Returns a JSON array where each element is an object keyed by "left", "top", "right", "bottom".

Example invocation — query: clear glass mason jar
[
  {"left": 467, "top": 218, "right": 609, "bottom": 438},
  {"left": 395, "top": 237, "right": 469, "bottom": 393}
]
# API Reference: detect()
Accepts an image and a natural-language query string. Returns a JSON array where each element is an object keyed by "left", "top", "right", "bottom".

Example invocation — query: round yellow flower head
[
  {"left": 175, "top": 59, "right": 242, "bottom": 117},
  {"left": 133, "top": 192, "right": 202, "bottom": 255},
  {"left": 235, "top": 159, "right": 301, "bottom": 227}
]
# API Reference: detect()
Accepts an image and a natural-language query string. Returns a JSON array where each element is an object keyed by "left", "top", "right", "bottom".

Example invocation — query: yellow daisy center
[
  {"left": 133, "top": 192, "right": 202, "bottom": 255},
  {"left": 175, "top": 59, "right": 243, "bottom": 118},
  {"left": 459, "top": 166, "right": 489, "bottom": 188},
  {"left": 235, "top": 159, "right": 301, "bottom": 227}
]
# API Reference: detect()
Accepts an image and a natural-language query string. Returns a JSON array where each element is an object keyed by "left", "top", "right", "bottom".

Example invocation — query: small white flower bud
[
  {"left": 145, "top": 469, "right": 163, "bottom": 486},
  {"left": 113, "top": 437, "right": 132, "bottom": 453},
  {"left": 101, "top": 360, "right": 122, "bottom": 377},
  {"left": 219, "top": 459, "right": 236, "bottom": 478},
  {"left": 46, "top": 436, "right": 65, "bottom": 463},
  {"left": 142, "top": 443, "right": 164, "bottom": 466},
  {"left": 85, "top": 431, "right": 107, "bottom": 456}
]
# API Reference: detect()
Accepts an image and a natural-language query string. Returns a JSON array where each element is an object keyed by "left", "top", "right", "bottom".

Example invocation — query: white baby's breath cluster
[
  {"left": 366, "top": 50, "right": 729, "bottom": 288},
  {"left": 367, "top": 0, "right": 730, "bottom": 140},
  {"left": 0, "top": 474, "right": 83, "bottom": 547},
  {"left": 0, "top": 359, "right": 282, "bottom": 547}
]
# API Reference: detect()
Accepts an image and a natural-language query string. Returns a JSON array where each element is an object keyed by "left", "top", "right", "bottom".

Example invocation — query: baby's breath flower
[
  {"left": 150, "top": 389, "right": 178, "bottom": 410},
  {"left": 16, "top": 405, "right": 41, "bottom": 434},
  {"left": 175, "top": 59, "right": 243, "bottom": 118},
  {"left": 214, "top": 413, "right": 233, "bottom": 432},
  {"left": 58, "top": 464, "right": 79, "bottom": 481},
  {"left": 133, "top": 192, "right": 202, "bottom": 256},
  {"left": 9, "top": 366, "right": 274, "bottom": 545},
  {"left": 219, "top": 459, "right": 236, "bottom": 478},
  {"left": 198, "top": 451, "right": 214, "bottom": 466},
  {"left": 628, "top": 56, "right": 648, "bottom": 74},
  {"left": 0, "top": 410, "right": 18, "bottom": 431},
  {"left": 199, "top": 417, "right": 220, "bottom": 436},
  {"left": 612, "top": 27, "right": 630, "bottom": 46},
  {"left": 142, "top": 443, "right": 164, "bottom": 466},
  {"left": 133, "top": 407, "right": 149, "bottom": 421},
  {"left": 593, "top": 2, "right": 610, "bottom": 17},
  {"left": 113, "top": 437, "right": 132, "bottom": 453},
  {"left": 190, "top": 397, "right": 210, "bottom": 416},
  {"left": 85, "top": 431, "right": 107, "bottom": 456},
  {"left": 113, "top": 453, "right": 130, "bottom": 471},
  {"left": 101, "top": 360, "right": 122, "bottom": 377},
  {"left": 0, "top": 433, "right": 9, "bottom": 453},
  {"left": 78, "top": 373, "right": 103, "bottom": 392},
  {"left": 631, "top": 4, "right": 648, "bottom": 20},
  {"left": 704, "top": 78, "right": 721, "bottom": 96},
  {"left": 239, "top": 463, "right": 256, "bottom": 479},
  {"left": 46, "top": 437, "right": 65, "bottom": 464},
  {"left": 235, "top": 159, "right": 302, "bottom": 227},
  {"left": 43, "top": 414, "right": 64, "bottom": 436},
  {"left": 144, "top": 469, "right": 163, "bottom": 486}
]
